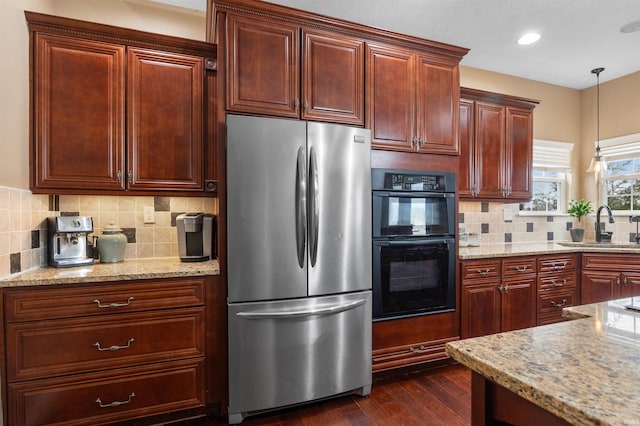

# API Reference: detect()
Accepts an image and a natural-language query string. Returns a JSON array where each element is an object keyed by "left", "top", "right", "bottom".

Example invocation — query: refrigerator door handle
[
  {"left": 295, "top": 146, "right": 307, "bottom": 268},
  {"left": 309, "top": 146, "right": 319, "bottom": 267},
  {"left": 235, "top": 298, "right": 367, "bottom": 319}
]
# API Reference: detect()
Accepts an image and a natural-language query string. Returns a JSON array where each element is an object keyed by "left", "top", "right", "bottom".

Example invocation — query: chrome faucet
[{"left": 595, "top": 204, "right": 615, "bottom": 242}]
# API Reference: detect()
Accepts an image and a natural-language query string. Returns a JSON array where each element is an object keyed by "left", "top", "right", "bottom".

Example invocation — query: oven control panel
[
  {"left": 388, "top": 174, "right": 441, "bottom": 191},
  {"left": 372, "top": 168, "right": 456, "bottom": 192}
]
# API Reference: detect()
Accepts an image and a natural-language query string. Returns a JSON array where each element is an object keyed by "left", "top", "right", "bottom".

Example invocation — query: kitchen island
[{"left": 446, "top": 297, "right": 640, "bottom": 425}]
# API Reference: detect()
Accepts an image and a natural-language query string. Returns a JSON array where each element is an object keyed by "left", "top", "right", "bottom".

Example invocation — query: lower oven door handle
[{"left": 236, "top": 299, "right": 367, "bottom": 319}]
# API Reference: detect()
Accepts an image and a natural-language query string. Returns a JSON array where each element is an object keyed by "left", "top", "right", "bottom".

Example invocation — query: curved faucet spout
[{"left": 595, "top": 204, "right": 615, "bottom": 242}]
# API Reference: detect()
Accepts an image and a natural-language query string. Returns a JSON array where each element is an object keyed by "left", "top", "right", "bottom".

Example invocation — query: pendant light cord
[{"left": 592, "top": 67, "right": 604, "bottom": 154}]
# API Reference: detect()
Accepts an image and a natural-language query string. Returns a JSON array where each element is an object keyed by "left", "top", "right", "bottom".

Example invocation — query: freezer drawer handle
[
  {"left": 93, "top": 297, "right": 135, "bottom": 309},
  {"left": 93, "top": 338, "right": 135, "bottom": 352},
  {"left": 95, "top": 392, "right": 135, "bottom": 408},
  {"left": 236, "top": 299, "right": 367, "bottom": 319}
]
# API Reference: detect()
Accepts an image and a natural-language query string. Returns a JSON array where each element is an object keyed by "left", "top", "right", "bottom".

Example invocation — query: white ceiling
[{"left": 164, "top": 0, "right": 640, "bottom": 90}]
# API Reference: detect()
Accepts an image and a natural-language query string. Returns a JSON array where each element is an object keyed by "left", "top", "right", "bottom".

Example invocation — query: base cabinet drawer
[
  {"left": 372, "top": 337, "right": 458, "bottom": 372},
  {"left": 537, "top": 288, "right": 578, "bottom": 325},
  {"left": 8, "top": 358, "right": 205, "bottom": 426}
]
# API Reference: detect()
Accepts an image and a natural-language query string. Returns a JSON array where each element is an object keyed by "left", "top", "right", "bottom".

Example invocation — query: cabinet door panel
[
  {"left": 505, "top": 107, "right": 533, "bottom": 199},
  {"left": 581, "top": 271, "right": 617, "bottom": 304},
  {"left": 366, "top": 44, "right": 415, "bottom": 151},
  {"left": 302, "top": 30, "right": 364, "bottom": 125},
  {"left": 621, "top": 272, "right": 640, "bottom": 298},
  {"left": 33, "top": 34, "right": 125, "bottom": 191},
  {"left": 416, "top": 56, "right": 459, "bottom": 154},
  {"left": 475, "top": 102, "right": 505, "bottom": 199},
  {"left": 501, "top": 277, "right": 536, "bottom": 332},
  {"left": 127, "top": 48, "right": 204, "bottom": 191},
  {"left": 461, "top": 281, "right": 501, "bottom": 338},
  {"left": 458, "top": 99, "right": 475, "bottom": 197},
  {"left": 227, "top": 14, "right": 299, "bottom": 117}
]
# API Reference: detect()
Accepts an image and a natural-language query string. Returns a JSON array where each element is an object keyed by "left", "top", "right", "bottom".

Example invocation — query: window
[
  {"left": 600, "top": 133, "right": 640, "bottom": 212},
  {"left": 520, "top": 140, "right": 573, "bottom": 213}
]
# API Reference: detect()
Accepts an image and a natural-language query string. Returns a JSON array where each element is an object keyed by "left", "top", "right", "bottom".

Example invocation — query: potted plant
[{"left": 567, "top": 199, "right": 593, "bottom": 242}]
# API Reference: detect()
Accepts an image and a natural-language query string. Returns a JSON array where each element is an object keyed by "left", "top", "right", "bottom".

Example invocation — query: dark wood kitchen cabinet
[
  {"left": 461, "top": 257, "right": 536, "bottom": 338},
  {"left": 27, "top": 12, "right": 218, "bottom": 195},
  {"left": 581, "top": 253, "right": 640, "bottom": 304},
  {"left": 459, "top": 88, "right": 538, "bottom": 200},
  {"left": 537, "top": 254, "right": 578, "bottom": 325},
  {"left": 2, "top": 276, "right": 221, "bottom": 426},
  {"left": 366, "top": 42, "right": 461, "bottom": 155},
  {"left": 225, "top": 13, "right": 364, "bottom": 125}
]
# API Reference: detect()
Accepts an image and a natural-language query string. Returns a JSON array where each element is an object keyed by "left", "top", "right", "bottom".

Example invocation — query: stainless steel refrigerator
[{"left": 226, "top": 114, "right": 372, "bottom": 424}]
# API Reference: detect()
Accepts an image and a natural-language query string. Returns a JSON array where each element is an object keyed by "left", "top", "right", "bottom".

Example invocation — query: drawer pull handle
[
  {"left": 515, "top": 266, "right": 528, "bottom": 272},
  {"left": 552, "top": 262, "right": 567, "bottom": 271},
  {"left": 96, "top": 392, "right": 135, "bottom": 408},
  {"left": 476, "top": 268, "right": 491, "bottom": 275},
  {"left": 93, "top": 297, "right": 135, "bottom": 309},
  {"left": 550, "top": 299, "right": 568, "bottom": 308},
  {"left": 93, "top": 338, "right": 134, "bottom": 352},
  {"left": 550, "top": 279, "right": 567, "bottom": 287},
  {"left": 409, "top": 345, "right": 429, "bottom": 354}
]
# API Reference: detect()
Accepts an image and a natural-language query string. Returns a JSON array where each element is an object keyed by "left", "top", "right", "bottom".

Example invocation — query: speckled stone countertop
[
  {"left": 446, "top": 298, "right": 640, "bottom": 425},
  {"left": 0, "top": 258, "right": 220, "bottom": 287},
  {"left": 459, "top": 241, "right": 640, "bottom": 259}
]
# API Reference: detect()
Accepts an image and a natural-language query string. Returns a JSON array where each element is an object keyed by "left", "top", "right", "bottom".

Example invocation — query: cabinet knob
[
  {"left": 116, "top": 170, "right": 122, "bottom": 183},
  {"left": 294, "top": 99, "right": 300, "bottom": 110}
]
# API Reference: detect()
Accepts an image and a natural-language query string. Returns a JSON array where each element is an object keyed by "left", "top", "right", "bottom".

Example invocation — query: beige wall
[{"left": 0, "top": 0, "right": 205, "bottom": 190}]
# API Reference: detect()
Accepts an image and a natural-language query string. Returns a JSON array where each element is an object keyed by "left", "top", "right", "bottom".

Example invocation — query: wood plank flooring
[{"left": 172, "top": 363, "right": 471, "bottom": 425}]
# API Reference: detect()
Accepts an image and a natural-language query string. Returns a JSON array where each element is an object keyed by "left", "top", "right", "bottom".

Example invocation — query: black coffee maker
[{"left": 176, "top": 213, "right": 217, "bottom": 262}]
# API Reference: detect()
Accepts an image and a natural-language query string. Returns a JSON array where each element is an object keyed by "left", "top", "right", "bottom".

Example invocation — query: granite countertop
[
  {"left": 459, "top": 241, "right": 640, "bottom": 259},
  {"left": 446, "top": 298, "right": 640, "bottom": 425},
  {"left": 0, "top": 258, "right": 220, "bottom": 287}
]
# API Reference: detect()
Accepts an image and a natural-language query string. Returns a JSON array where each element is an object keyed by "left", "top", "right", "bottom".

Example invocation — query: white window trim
[{"left": 599, "top": 132, "right": 640, "bottom": 214}]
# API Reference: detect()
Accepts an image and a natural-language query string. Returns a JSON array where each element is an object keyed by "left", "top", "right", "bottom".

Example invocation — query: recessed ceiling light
[
  {"left": 621, "top": 19, "right": 640, "bottom": 33},
  {"left": 517, "top": 32, "right": 541, "bottom": 45}
]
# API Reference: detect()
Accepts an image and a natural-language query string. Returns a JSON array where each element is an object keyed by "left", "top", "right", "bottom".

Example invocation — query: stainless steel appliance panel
[
  {"left": 307, "top": 122, "right": 371, "bottom": 296},
  {"left": 227, "top": 291, "right": 372, "bottom": 422},
  {"left": 227, "top": 115, "right": 308, "bottom": 302}
]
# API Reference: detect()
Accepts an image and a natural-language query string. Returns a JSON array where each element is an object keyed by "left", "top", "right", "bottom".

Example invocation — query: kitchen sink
[{"left": 558, "top": 241, "right": 640, "bottom": 249}]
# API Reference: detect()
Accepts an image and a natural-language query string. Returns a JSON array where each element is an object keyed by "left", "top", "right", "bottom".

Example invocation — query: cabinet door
[
  {"left": 302, "top": 29, "right": 364, "bottom": 125},
  {"left": 621, "top": 272, "right": 640, "bottom": 298},
  {"left": 581, "top": 270, "right": 618, "bottom": 304},
  {"left": 474, "top": 102, "right": 506, "bottom": 199},
  {"left": 226, "top": 14, "right": 299, "bottom": 117},
  {"left": 366, "top": 43, "right": 415, "bottom": 151},
  {"left": 458, "top": 99, "right": 475, "bottom": 197},
  {"left": 501, "top": 277, "right": 536, "bottom": 332},
  {"left": 505, "top": 106, "right": 533, "bottom": 200},
  {"left": 127, "top": 48, "right": 204, "bottom": 191},
  {"left": 33, "top": 33, "right": 125, "bottom": 191},
  {"left": 415, "top": 55, "right": 459, "bottom": 154},
  {"left": 461, "top": 281, "right": 501, "bottom": 338}
]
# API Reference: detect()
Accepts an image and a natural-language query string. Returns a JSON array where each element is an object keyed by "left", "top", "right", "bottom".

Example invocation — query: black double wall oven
[{"left": 372, "top": 168, "right": 456, "bottom": 321}]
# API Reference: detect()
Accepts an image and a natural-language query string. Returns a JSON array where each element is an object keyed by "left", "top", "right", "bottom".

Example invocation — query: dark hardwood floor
[{"left": 171, "top": 363, "right": 471, "bottom": 425}]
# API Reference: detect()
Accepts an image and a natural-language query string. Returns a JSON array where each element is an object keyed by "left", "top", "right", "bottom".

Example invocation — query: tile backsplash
[
  {"left": 0, "top": 186, "right": 217, "bottom": 279},
  {"left": 459, "top": 201, "right": 640, "bottom": 245}
]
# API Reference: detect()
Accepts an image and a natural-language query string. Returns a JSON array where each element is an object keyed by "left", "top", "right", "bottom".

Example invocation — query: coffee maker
[
  {"left": 176, "top": 213, "right": 216, "bottom": 262},
  {"left": 48, "top": 216, "right": 94, "bottom": 268}
]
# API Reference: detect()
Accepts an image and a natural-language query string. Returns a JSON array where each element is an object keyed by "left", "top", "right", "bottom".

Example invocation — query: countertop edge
[{"left": 0, "top": 258, "right": 220, "bottom": 288}]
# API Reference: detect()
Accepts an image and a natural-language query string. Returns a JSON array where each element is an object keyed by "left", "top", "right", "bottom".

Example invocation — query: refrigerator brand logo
[{"left": 354, "top": 135, "right": 366, "bottom": 144}]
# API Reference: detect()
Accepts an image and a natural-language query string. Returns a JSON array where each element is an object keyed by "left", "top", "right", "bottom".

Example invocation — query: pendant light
[{"left": 586, "top": 67, "right": 605, "bottom": 173}]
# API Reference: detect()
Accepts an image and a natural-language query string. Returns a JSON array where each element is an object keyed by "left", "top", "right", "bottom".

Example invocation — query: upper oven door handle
[
  {"left": 373, "top": 191, "right": 453, "bottom": 198},
  {"left": 376, "top": 238, "right": 455, "bottom": 247}
]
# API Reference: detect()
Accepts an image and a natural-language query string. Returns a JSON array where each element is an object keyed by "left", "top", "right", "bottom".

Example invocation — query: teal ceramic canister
[{"left": 97, "top": 222, "right": 127, "bottom": 263}]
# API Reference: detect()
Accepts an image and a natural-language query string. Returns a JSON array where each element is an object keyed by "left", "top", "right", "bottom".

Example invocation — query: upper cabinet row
[
  {"left": 213, "top": 0, "right": 468, "bottom": 156},
  {"left": 27, "top": 12, "right": 218, "bottom": 195}
]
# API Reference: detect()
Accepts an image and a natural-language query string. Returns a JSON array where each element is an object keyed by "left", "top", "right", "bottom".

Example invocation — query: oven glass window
[
  {"left": 374, "top": 241, "right": 454, "bottom": 319},
  {"left": 383, "top": 197, "right": 449, "bottom": 236}
]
